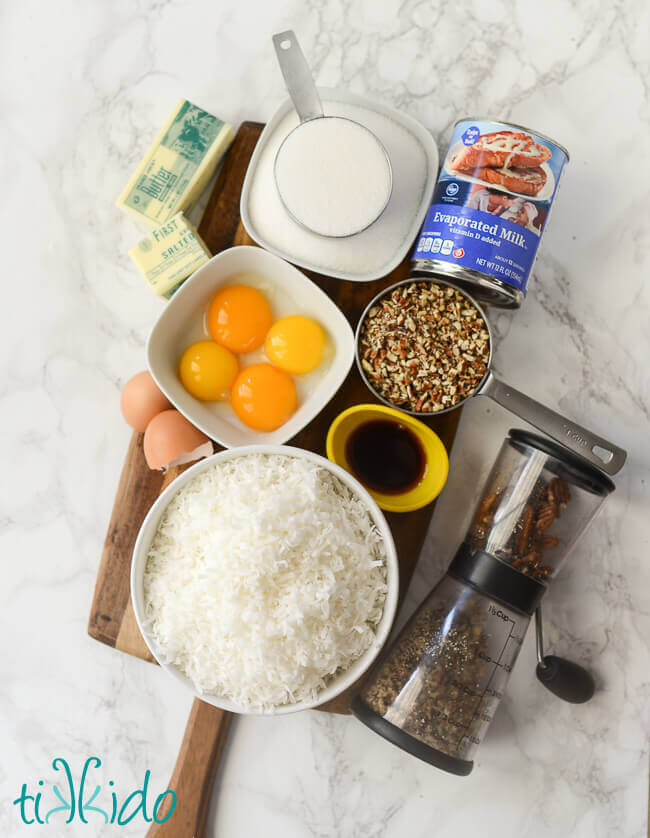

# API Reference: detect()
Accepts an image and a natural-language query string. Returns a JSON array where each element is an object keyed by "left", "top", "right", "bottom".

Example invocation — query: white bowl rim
[
  {"left": 131, "top": 444, "right": 399, "bottom": 715},
  {"left": 240, "top": 86, "right": 439, "bottom": 282}
]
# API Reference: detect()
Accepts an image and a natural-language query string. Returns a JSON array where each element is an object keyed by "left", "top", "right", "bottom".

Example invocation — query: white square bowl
[
  {"left": 240, "top": 87, "right": 439, "bottom": 282},
  {"left": 146, "top": 246, "right": 355, "bottom": 448}
]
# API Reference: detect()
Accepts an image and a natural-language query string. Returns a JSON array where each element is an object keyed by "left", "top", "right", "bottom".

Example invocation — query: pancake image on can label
[{"left": 412, "top": 119, "right": 568, "bottom": 309}]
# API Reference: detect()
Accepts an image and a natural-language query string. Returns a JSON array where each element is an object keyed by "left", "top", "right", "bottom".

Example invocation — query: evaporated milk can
[{"left": 412, "top": 118, "right": 569, "bottom": 308}]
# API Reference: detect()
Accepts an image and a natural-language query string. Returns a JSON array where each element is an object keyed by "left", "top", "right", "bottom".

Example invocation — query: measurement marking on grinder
[{"left": 456, "top": 616, "right": 517, "bottom": 750}]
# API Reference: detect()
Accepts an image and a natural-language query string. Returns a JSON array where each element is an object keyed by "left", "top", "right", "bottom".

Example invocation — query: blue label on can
[{"left": 414, "top": 120, "right": 568, "bottom": 296}]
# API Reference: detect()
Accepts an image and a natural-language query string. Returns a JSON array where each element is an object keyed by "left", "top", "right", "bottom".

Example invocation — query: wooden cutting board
[{"left": 88, "top": 121, "right": 461, "bottom": 712}]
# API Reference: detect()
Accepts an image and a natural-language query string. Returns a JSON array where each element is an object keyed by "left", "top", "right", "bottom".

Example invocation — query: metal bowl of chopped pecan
[
  {"left": 355, "top": 277, "right": 626, "bottom": 476},
  {"left": 355, "top": 278, "right": 492, "bottom": 416}
]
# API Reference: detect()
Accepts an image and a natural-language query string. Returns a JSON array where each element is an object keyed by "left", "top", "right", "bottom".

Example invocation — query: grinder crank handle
[{"left": 479, "top": 372, "right": 627, "bottom": 476}]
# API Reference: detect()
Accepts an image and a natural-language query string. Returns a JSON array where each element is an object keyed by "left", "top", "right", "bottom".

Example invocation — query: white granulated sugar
[
  {"left": 248, "top": 100, "right": 428, "bottom": 276},
  {"left": 143, "top": 454, "right": 388, "bottom": 709},
  {"left": 275, "top": 117, "right": 392, "bottom": 237}
]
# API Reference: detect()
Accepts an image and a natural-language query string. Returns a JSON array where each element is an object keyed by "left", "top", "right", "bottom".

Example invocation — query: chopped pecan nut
[{"left": 358, "top": 281, "right": 490, "bottom": 413}]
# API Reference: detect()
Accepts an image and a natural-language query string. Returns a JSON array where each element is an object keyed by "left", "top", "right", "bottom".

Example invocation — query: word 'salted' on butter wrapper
[
  {"left": 129, "top": 213, "right": 211, "bottom": 298},
  {"left": 117, "top": 100, "right": 233, "bottom": 228}
]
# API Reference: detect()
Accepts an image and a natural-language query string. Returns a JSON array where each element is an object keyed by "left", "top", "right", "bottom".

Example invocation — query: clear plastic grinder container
[
  {"left": 461, "top": 428, "right": 616, "bottom": 582},
  {"left": 351, "top": 429, "right": 615, "bottom": 775}
]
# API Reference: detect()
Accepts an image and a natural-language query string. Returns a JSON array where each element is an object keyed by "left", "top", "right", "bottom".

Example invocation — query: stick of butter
[
  {"left": 117, "top": 100, "right": 233, "bottom": 228},
  {"left": 129, "top": 212, "right": 211, "bottom": 298}
]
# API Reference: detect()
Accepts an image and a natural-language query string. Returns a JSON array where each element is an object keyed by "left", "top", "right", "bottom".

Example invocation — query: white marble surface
[{"left": 1, "top": 0, "right": 649, "bottom": 835}]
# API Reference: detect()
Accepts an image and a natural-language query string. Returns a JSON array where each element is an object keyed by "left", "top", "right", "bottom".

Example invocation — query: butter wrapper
[
  {"left": 129, "top": 212, "right": 211, "bottom": 298},
  {"left": 117, "top": 99, "right": 233, "bottom": 228}
]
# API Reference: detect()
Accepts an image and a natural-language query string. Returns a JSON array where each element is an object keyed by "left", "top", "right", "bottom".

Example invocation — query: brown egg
[
  {"left": 143, "top": 409, "right": 212, "bottom": 470},
  {"left": 120, "top": 371, "right": 171, "bottom": 432}
]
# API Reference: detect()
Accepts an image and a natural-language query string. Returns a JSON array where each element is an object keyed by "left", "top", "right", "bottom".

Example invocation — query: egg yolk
[
  {"left": 179, "top": 341, "right": 239, "bottom": 401},
  {"left": 264, "top": 315, "right": 325, "bottom": 375},
  {"left": 207, "top": 285, "right": 273, "bottom": 353},
  {"left": 231, "top": 364, "right": 297, "bottom": 431}
]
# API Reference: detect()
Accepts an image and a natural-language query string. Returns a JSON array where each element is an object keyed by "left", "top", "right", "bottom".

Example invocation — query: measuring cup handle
[
  {"left": 480, "top": 373, "right": 627, "bottom": 476},
  {"left": 272, "top": 31, "right": 323, "bottom": 122}
]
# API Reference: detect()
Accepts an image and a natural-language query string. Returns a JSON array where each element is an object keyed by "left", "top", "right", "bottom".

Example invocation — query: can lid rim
[{"left": 411, "top": 261, "right": 522, "bottom": 309}]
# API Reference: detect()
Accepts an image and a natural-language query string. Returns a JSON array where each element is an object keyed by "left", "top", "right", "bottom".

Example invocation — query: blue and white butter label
[{"left": 414, "top": 120, "right": 568, "bottom": 295}]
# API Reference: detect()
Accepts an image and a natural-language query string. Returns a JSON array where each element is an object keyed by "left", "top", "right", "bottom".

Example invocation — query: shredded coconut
[{"left": 143, "top": 453, "right": 388, "bottom": 709}]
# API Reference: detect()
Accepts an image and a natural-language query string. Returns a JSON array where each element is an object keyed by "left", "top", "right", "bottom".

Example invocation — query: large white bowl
[
  {"left": 131, "top": 446, "right": 399, "bottom": 715},
  {"left": 146, "top": 246, "right": 355, "bottom": 448}
]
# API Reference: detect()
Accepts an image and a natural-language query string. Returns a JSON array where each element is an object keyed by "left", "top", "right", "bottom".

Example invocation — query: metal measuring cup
[
  {"left": 272, "top": 30, "right": 393, "bottom": 238},
  {"left": 355, "top": 277, "right": 627, "bottom": 476}
]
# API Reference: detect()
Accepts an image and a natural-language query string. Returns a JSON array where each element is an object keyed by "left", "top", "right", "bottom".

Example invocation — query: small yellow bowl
[{"left": 326, "top": 404, "right": 449, "bottom": 513}]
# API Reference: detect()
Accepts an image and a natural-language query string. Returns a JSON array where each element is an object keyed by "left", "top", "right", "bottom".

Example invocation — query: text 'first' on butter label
[
  {"left": 117, "top": 100, "right": 234, "bottom": 228},
  {"left": 129, "top": 212, "right": 211, "bottom": 299}
]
